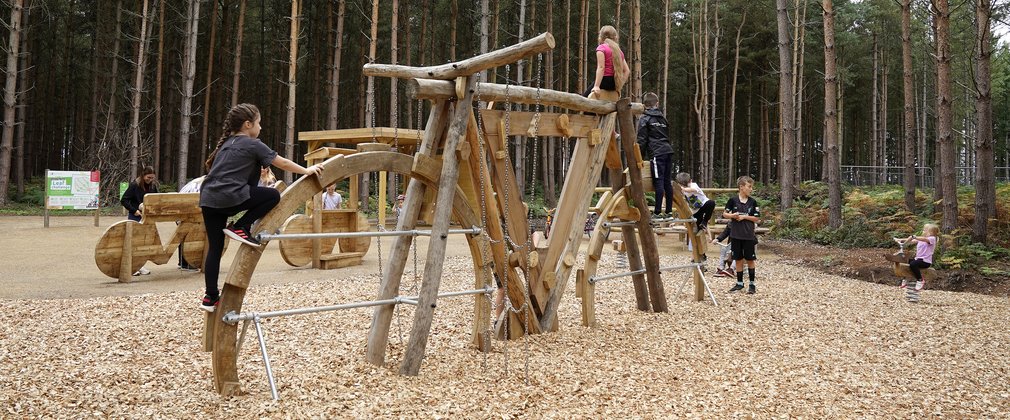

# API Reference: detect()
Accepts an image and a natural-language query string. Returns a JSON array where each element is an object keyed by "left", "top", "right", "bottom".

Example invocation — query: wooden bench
[
  {"left": 95, "top": 193, "right": 212, "bottom": 282},
  {"left": 883, "top": 253, "right": 939, "bottom": 281},
  {"left": 656, "top": 224, "right": 770, "bottom": 243},
  {"left": 277, "top": 209, "right": 371, "bottom": 269}
]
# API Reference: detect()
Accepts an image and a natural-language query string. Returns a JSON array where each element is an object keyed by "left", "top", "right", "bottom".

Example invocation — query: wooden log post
[
  {"left": 537, "top": 113, "right": 618, "bottom": 332},
  {"left": 400, "top": 76, "right": 476, "bottom": 376},
  {"left": 616, "top": 98, "right": 667, "bottom": 312},
  {"left": 463, "top": 113, "right": 540, "bottom": 338},
  {"left": 119, "top": 221, "right": 134, "bottom": 283},
  {"left": 363, "top": 32, "right": 555, "bottom": 80},
  {"left": 409, "top": 78, "right": 645, "bottom": 115},
  {"left": 578, "top": 269, "right": 596, "bottom": 327},
  {"left": 609, "top": 168, "right": 651, "bottom": 311},
  {"left": 365, "top": 100, "right": 451, "bottom": 367}
]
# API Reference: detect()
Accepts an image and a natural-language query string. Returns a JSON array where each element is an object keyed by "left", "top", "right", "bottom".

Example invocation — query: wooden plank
[
  {"left": 463, "top": 112, "right": 540, "bottom": 339},
  {"left": 617, "top": 98, "right": 667, "bottom": 312},
  {"left": 140, "top": 193, "right": 201, "bottom": 223},
  {"left": 604, "top": 131, "right": 623, "bottom": 169},
  {"left": 578, "top": 269, "right": 595, "bottom": 328},
  {"left": 479, "top": 110, "right": 600, "bottom": 138},
  {"left": 400, "top": 76, "right": 476, "bottom": 376},
  {"left": 480, "top": 112, "right": 542, "bottom": 316},
  {"left": 538, "top": 113, "right": 618, "bottom": 331},
  {"left": 411, "top": 78, "right": 646, "bottom": 115},
  {"left": 298, "top": 127, "right": 423, "bottom": 144},
  {"left": 364, "top": 32, "right": 556, "bottom": 80}
]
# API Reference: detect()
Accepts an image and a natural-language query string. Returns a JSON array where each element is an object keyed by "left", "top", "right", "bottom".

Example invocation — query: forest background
[{"left": 0, "top": 0, "right": 1007, "bottom": 275}]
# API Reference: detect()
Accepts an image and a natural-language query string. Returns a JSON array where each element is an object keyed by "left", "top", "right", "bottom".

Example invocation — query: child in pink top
[
  {"left": 584, "top": 25, "right": 630, "bottom": 98},
  {"left": 900, "top": 223, "right": 939, "bottom": 291}
]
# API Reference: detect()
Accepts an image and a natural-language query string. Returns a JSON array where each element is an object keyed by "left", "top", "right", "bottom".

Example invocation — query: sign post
[{"left": 44, "top": 170, "right": 102, "bottom": 227}]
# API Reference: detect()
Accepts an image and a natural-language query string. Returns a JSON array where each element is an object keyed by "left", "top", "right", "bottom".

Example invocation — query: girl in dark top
[
  {"left": 121, "top": 166, "right": 159, "bottom": 222},
  {"left": 121, "top": 165, "right": 159, "bottom": 276},
  {"left": 198, "top": 103, "right": 324, "bottom": 312}
]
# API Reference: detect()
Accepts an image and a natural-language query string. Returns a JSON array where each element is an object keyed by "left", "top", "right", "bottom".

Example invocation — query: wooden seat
[
  {"left": 883, "top": 253, "right": 939, "bottom": 281},
  {"left": 319, "top": 252, "right": 366, "bottom": 269}
]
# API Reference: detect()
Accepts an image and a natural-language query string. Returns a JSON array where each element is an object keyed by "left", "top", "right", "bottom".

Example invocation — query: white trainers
[
  {"left": 133, "top": 267, "right": 151, "bottom": 276},
  {"left": 915, "top": 280, "right": 924, "bottom": 291}
]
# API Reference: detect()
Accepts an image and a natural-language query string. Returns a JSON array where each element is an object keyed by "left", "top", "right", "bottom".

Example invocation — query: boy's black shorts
[{"left": 730, "top": 239, "right": 758, "bottom": 261}]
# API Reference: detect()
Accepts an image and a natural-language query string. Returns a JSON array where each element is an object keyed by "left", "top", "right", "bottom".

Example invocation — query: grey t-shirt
[{"left": 199, "top": 135, "right": 278, "bottom": 208}]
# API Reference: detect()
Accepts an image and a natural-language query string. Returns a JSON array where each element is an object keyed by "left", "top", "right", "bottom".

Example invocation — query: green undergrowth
[{"left": 768, "top": 181, "right": 1010, "bottom": 271}]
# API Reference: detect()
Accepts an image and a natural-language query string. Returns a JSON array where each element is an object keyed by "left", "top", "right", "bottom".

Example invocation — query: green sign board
[{"left": 46, "top": 170, "right": 101, "bottom": 210}]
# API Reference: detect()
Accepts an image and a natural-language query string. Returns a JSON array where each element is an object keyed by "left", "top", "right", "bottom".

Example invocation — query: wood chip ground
[{"left": 3, "top": 253, "right": 1008, "bottom": 417}]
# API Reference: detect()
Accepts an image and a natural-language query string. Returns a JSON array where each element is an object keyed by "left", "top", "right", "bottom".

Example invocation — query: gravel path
[{"left": 3, "top": 216, "right": 1008, "bottom": 418}]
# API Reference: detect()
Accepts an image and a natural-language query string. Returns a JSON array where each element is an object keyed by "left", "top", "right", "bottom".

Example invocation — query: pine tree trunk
[
  {"left": 707, "top": 5, "right": 720, "bottom": 186},
  {"left": 231, "top": 0, "right": 247, "bottom": 108},
  {"left": 387, "top": 0, "right": 400, "bottom": 201},
  {"left": 545, "top": 0, "right": 556, "bottom": 205},
  {"left": 107, "top": 0, "right": 124, "bottom": 175},
  {"left": 901, "top": 0, "right": 916, "bottom": 212},
  {"left": 14, "top": 4, "right": 29, "bottom": 198},
  {"left": 327, "top": 0, "right": 344, "bottom": 129},
  {"left": 933, "top": 0, "right": 957, "bottom": 231},
  {"left": 283, "top": 0, "right": 301, "bottom": 185},
  {"left": 871, "top": 35, "right": 879, "bottom": 182},
  {"left": 450, "top": 0, "right": 457, "bottom": 61},
  {"left": 663, "top": 0, "right": 670, "bottom": 114},
  {"left": 727, "top": 12, "right": 745, "bottom": 186},
  {"left": 578, "top": 0, "right": 586, "bottom": 93},
  {"left": 792, "top": 0, "right": 807, "bottom": 185},
  {"left": 177, "top": 0, "right": 202, "bottom": 187},
  {"left": 362, "top": 0, "right": 379, "bottom": 209},
  {"left": 823, "top": 0, "right": 841, "bottom": 228},
  {"left": 155, "top": 0, "right": 166, "bottom": 178},
  {"left": 776, "top": 0, "right": 795, "bottom": 209},
  {"left": 0, "top": 0, "right": 24, "bottom": 206},
  {"left": 973, "top": 0, "right": 994, "bottom": 243},
  {"left": 199, "top": 0, "right": 219, "bottom": 169},
  {"left": 632, "top": 0, "right": 642, "bottom": 100},
  {"left": 128, "top": 0, "right": 154, "bottom": 175},
  {"left": 515, "top": 0, "right": 527, "bottom": 197},
  {"left": 882, "top": 60, "right": 889, "bottom": 184}
]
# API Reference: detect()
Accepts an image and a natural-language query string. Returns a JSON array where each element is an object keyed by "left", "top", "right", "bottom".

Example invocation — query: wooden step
[{"left": 319, "top": 252, "right": 366, "bottom": 270}]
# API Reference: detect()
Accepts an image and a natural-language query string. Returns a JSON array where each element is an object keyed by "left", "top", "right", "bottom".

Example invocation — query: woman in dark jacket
[
  {"left": 120, "top": 166, "right": 158, "bottom": 276},
  {"left": 121, "top": 166, "right": 159, "bottom": 222}
]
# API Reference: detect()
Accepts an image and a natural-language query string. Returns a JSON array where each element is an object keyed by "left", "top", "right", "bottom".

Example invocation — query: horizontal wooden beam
[
  {"left": 363, "top": 32, "right": 555, "bottom": 80},
  {"left": 408, "top": 79, "right": 645, "bottom": 115},
  {"left": 298, "top": 127, "right": 424, "bottom": 144}
]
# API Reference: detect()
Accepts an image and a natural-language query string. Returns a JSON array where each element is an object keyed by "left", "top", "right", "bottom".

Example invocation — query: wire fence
[{"left": 840, "top": 166, "right": 1010, "bottom": 187}]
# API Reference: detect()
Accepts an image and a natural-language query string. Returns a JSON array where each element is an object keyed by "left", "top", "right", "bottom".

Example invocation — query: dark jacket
[
  {"left": 121, "top": 181, "right": 158, "bottom": 217},
  {"left": 636, "top": 108, "right": 673, "bottom": 158}
]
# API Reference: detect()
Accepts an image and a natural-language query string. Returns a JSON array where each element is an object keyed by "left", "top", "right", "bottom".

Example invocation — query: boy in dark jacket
[{"left": 636, "top": 92, "right": 674, "bottom": 218}]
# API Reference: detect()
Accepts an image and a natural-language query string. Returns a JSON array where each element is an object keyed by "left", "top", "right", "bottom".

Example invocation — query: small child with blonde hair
[{"left": 897, "top": 223, "right": 940, "bottom": 291}]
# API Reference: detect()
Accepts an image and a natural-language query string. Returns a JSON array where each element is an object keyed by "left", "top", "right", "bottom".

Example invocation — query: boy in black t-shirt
[{"left": 723, "top": 176, "right": 761, "bottom": 294}]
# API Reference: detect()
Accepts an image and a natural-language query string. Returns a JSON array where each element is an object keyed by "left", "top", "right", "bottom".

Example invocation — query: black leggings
[
  {"left": 693, "top": 200, "right": 716, "bottom": 229},
  {"left": 582, "top": 76, "right": 617, "bottom": 97},
  {"left": 651, "top": 154, "right": 673, "bottom": 214},
  {"left": 201, "top": 186, "right": 280, "bottom": 297},
  {"left": 908, "top": 258, "right": 932, "bottom": 281}
]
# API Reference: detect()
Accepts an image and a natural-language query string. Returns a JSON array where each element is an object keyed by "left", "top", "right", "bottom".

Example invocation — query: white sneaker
[{"left": 133, "top": 267, "right": 151, "bottom": 276}]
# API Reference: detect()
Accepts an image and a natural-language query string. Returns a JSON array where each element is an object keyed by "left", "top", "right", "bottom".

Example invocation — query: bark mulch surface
[{"left": 4, "top": 238, "right": 1009, "bottom": 417}]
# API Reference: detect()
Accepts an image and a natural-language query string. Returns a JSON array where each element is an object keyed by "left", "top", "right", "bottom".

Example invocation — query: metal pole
[
  {"left": 223, "top": 298, "right": 403, "bottom": 324},
  {"left": 398, "top": 298, "right": 419, "bottom": 306},
  {"left": 697, "top": 266, "right": 719, "bottom": 306},
  {"left": 658, "top": 263, "right": 704, "bottom": 273},
  {"left": 434, "top": 286, "right": 495, "bottom": 299},
  {"left": 236, "top": 319, "right": 251, "bottom": 354},
  {"left": 252, "top": 315, "right": 279, "bottom": 401},
  {"left": 590, "top": 269, "right": 647, "bottom": 284},
  {"left": 258, "top": 227, "right": 481, "bottom": 242}
]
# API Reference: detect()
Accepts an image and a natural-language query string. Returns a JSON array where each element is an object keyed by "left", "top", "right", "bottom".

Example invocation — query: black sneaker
[
  {"left": 729, "top": 284, "right": 744, "bottom": 292},
  {"left": 179, "top": 264, "right": 199, "bottom": 272},
  {"left": 747, "top": 284, "right": 756, "bottom": 294},
  {"left": 224, "top": 225, "right": 262, "bottom": 247},
  {"left": 200, "top": 294, "right": 220, "bottom": 313}
]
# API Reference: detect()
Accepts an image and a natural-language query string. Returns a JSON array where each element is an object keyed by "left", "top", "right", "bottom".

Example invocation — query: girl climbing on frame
[
  {"left": 198, "top": 103, "right": 324, "bottom": 312},
  {"left": 121, "top": 165, "right": 159, "bottom": 276},
  {"left": 894, "top": 223, "right": 940, "bottom": 291}
]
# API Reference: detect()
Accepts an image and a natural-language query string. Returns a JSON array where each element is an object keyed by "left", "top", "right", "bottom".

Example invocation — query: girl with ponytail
[
  {"left": 198, "top": 103, "right": 324, "bottom": 312},
  {"left": 585, "top": 25, "right": 631, "bottom": 99}
]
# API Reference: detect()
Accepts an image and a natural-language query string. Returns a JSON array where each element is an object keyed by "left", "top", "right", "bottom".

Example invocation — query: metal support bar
[
  {"left": 674, "top": 265, "right": 718, "bottom": 306},
  {"left": 223, "top": 298, "right": 403, "bottom": 324},
  {"left": 658, "top": 263, "right": 704, "bottom": 273},
  {"left": 590, "top": 269, "right": 647, "bottom": 284},
  {"left": 258, "top": 226, "right": 482, "bottom": 242},
  {"left": 236, "top": 319, "right": 251, "bottom": 354},
  {"left": 398, "top": 298, "right": 419, "bottom": 306},
  {"left": 252, "top": 316, "right": 279, "bottom": 401},
  {"left": 602, "top": 221, "right": 638, "bottom": 228}
]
